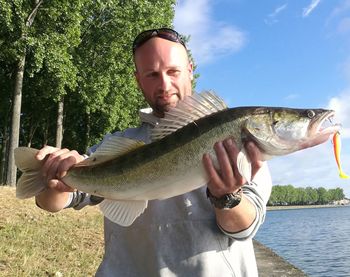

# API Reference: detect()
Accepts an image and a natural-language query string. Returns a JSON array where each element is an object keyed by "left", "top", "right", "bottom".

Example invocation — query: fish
[
  {"left": 332, "top": 132, "right": 349, "bottom": 179},
  {"left": 14, "top": 91, "right": 340, "bottom": 226}
]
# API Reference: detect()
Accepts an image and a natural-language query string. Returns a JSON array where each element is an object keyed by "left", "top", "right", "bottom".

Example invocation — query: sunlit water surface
[{"left": 255, "top": 206, "right": 350, "bottom": 277}]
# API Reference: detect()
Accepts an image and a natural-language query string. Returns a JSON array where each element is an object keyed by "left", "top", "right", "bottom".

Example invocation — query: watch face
[
  {"left": 207, "top": 188, "right": 242, "bottom": 209},
  {"left": 221, "top": 193, "right": 242, "bottom": 209}
]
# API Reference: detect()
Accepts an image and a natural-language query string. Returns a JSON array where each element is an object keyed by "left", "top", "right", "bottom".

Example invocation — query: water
[{"left": 255, "top": 206, "right": 350, "bottom": 277}]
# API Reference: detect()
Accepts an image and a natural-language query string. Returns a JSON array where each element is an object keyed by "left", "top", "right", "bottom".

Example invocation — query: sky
[{"left": 173, "top": 0, "right": 350, "bottom": 196}]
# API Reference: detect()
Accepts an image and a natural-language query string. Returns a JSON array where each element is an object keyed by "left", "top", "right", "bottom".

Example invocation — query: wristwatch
[{"left": 206, "top": 188, "right": 243, "bottom": 210}]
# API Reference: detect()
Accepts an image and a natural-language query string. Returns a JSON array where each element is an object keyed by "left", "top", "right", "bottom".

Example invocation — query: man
[{"left": 35, "top": 28, "right": 272, "bottom": 276}]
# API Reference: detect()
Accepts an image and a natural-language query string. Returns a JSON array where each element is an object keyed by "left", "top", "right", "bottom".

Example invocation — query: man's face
[{"left": 134, "top": 37, "right": 193, "bottom": 117}]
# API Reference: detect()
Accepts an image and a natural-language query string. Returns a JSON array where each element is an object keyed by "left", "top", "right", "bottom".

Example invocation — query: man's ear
[
  {"left": 188, "top": 62, "right": 194, "bottom": 81},
  {"left": 134, "top": 70, "right": 142, "bottom": 89}
]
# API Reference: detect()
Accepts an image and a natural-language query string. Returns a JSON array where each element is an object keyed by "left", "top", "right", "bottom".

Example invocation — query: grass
[{"left": 0, "top": 186, "right": 104, "bottom": 277}]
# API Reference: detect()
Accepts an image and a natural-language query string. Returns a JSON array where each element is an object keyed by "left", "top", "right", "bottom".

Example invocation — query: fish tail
[{"left": 14, "top": 147, "right": 46, "bottom": 199}]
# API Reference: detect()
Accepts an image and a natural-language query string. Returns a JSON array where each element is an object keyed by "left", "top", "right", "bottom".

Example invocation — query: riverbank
[
  {"left": 267, "top": 204, "right": 347, "bottom": 211},
  {"left": 0, "top": 186, "right": 308, "bottom": 276},
  {"left": 254, "top": 240, "right": 307, "bottom": 277}
]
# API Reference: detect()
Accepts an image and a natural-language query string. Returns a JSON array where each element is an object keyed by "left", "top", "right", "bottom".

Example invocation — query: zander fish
[{"left": 14, "top": 91, "right": 340, "bottom": 226}]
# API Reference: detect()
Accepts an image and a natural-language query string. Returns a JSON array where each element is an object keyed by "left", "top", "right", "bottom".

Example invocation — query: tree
[
  {"left": 268, "top": 185, "right": 344, "bottom": 206},
  {"left": 1, "top": 0, "right": 44, "bottom": 186},
  {"left": 305, "top": 186, "right": 318, "bottom": 204},
  {"left": 316, "top": 187, "right": 329, "bottom": 204},
  {"left": 0, "top": 61, "right": 13, "bottom": 183},
  {"left": 295, "top": 187, "right": 307, "bottom": 205},
  {"left": 328, "top": 188, "right": 344, "bottom": 201},
  {"left": 62, "top": 0, "right": 177, "bottom": 152},
  {"left": 269, "top": 185, "right": 284, "bottom": 205},
  {"left": 0, "top": 0, "right": 177, "bottom": 184}
]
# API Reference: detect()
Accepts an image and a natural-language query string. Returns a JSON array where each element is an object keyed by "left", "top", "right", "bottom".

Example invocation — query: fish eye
[{"left": 306, "top": 110, "right": 315, "bottom": 118}]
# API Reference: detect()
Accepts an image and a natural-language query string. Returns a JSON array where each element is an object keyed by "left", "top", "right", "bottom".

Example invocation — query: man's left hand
[{"left": 202, "top": 139, "right": 263, "bottom": 198}]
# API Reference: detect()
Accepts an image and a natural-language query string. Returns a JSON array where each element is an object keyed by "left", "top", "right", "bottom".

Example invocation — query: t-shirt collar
[{"left": 139, "top": 108, "right": 160, "bottom": 126}]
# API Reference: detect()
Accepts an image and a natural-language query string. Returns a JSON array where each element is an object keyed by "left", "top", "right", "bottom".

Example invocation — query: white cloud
[
  {"left": 284, "top": 94, "right": 299, "bottom": 101},
  {"left": 337, "top": 17, "right": 350, "bottom": 35},
  {"left": 264, "top": 3, "right": 288, "bottom": 25},
  {"left": 328, "top": 91, "right": 350, "bottom": 138},
  {"left": 268, "top": 141, "right": 350, "bottom": 196},
  {"left": 302, "top": 0, "right": 321, "bottom": 18},
  {"left": 270, "top": 4, "right": 288, "bottom": 17},
  {"left": 174, "top": 0, "right": 246, "bottom": 64},
  {"left": 328, "top": 0, "right": 350, "bottom": 20},
  {"left": 264, "top": 4, "right": 287, "bottom": 25},
  {"left": 344, "top": 57, "right": 350, "bottom": 81},
  {"left": 326, "top": 57, "right": 350, "bottom": 138},
  {"left": 325, "top": 0, "right": 350, "bottom": 33}
]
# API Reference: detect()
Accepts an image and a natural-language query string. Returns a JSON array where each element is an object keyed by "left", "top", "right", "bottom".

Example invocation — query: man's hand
[
  {"left": 203, "top": 139, "right": 263, "bottom": 198},
  {"left": 35, "top": 146, "right": 84, "bottom": 212},
  {"left": 202, "top": 139, "right": 264, "bottom": 233}
]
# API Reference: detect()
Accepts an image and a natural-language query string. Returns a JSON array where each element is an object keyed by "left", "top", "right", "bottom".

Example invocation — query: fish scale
[{"left": 65, "top": 109, "right": 249, "bottom": 198}]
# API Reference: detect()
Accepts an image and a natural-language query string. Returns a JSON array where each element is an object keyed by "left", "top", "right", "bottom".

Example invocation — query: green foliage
[
  {"left": 0, "top": 0, "right": 178, "bottom": 159},
  {"left": 62, "top": 0, "right": 178, "bottom": 152},
  {"left": 268, "top": 185, "right": 345, "bottom": 206}
]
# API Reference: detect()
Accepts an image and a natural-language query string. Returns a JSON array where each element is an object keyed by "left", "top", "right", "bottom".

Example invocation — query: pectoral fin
[{"left": 237, "top": 149, "right": 252, "bottom": 182}]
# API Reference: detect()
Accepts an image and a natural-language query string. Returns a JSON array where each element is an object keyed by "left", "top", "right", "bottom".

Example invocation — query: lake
[{"left": 255, "top": 206, "right": 350, "bottom": 277}]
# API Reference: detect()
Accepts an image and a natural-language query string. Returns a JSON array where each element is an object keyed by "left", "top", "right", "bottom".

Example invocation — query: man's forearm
[
  {"left": 214, "top": 194, "right": 256, "bottom": 233},
  {"left": 36, "top": 189, "right": 71, "bottom": 212}
]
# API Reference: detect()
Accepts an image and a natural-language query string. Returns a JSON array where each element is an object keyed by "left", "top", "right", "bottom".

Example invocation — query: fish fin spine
[
  {"left": 77, "top": 136, "right": 145, "bottom": 167},
  {"left": 151, "top": 91, "right": 228, "bottom": 141}
]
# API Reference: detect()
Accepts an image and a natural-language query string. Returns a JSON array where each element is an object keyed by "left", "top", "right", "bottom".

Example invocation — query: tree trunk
[
  {"left": 4, "top": 0, "right": 44, "bottom": 186},
  {"left": 43, "top": 119, "right": 49, "bottom": 146},
  {"left": 55, "top": 99, "right": 64, "bottom": 148},
  {"left": 85, "top": 112, "right": 91, "bottom": 153},
  {"left": 6, "top": 55, "right": 26, "bottom": 186},
  {"left": 0, "top": 131, "right": 9, "bottom": 185}
]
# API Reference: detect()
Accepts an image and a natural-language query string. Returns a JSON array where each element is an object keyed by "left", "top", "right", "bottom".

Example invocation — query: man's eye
[
  {"left": 168, "top": 70, "right": 180, "bottom": 76},
  {"left": 147, "top": 72, "right": 158, "bottom": 78}
]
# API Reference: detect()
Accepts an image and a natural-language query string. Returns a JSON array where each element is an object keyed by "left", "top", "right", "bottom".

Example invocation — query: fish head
[{"left": 242, "top": 107, "right": 340, "bottom": 158}]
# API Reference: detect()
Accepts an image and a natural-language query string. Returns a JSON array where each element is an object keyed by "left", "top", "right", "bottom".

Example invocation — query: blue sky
[{"left": 174, "top": 0, "right": 350, "bottom": 196}]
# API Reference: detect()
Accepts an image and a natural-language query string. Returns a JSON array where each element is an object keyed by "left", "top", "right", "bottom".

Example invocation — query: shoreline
[
  {"left": 254, "top": 240, "right": 307, "bottom": 276},
  {"left": 267, "top": 204, "right": 349, "bottom": 211}
]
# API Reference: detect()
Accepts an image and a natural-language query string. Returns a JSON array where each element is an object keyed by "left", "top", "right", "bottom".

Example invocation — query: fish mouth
[
  {"left": 312, "top": 110, "right": 340, "bottom": 135},
  {"left": 303, "top": 110, "right": 341, "bottom": 148}
]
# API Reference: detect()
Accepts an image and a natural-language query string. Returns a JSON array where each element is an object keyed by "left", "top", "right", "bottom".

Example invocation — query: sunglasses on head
[{"left": 132, "top": 28, "right": 186, "bottom": 54}]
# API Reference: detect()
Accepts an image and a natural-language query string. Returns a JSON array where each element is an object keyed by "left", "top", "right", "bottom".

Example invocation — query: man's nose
[{"left": 159, "top": 73, "right": 171, "bottom": 92}]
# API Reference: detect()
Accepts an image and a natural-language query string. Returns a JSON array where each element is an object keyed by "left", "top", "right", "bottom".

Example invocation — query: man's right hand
[{"left": 35, "top": 146, "right": 85, "bottom": 212}]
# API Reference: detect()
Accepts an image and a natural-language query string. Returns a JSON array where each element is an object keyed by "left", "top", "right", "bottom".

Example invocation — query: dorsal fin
[
  {"left": 151, "top": 91, "right": 228, "bottom": 141},
  {"left": 77, "top": 136, "right": 145, "bottom": 167}
]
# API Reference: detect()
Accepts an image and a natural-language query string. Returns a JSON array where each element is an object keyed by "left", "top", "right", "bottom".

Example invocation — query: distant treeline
[{"left": 268, "top": 185, "right": 345, "bottom": 206}]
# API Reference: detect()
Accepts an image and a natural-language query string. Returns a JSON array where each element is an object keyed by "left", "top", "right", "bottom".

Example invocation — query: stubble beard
[{"left": 154, "top": 97, "right": 179, "bottom": 117}]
